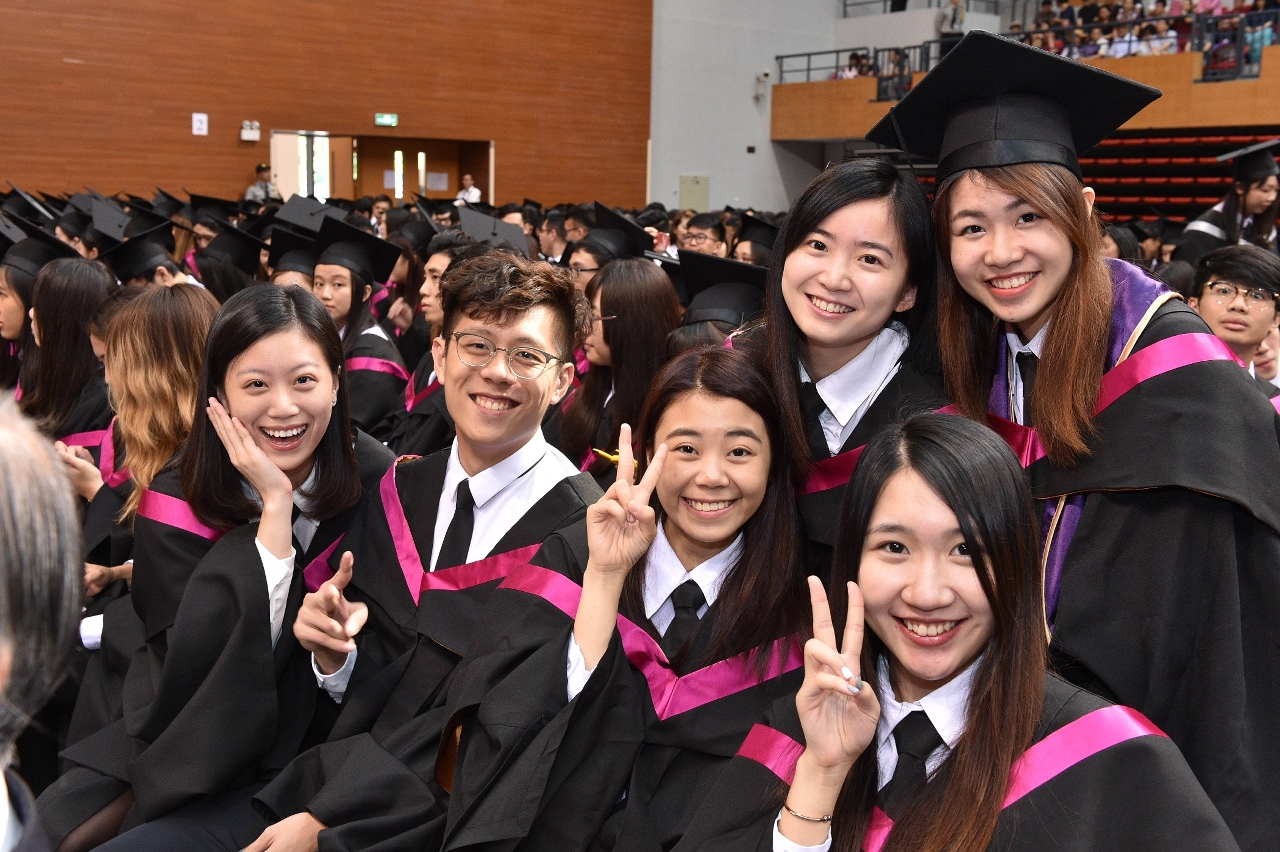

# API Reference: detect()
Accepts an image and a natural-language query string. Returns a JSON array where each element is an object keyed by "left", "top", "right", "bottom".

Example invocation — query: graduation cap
[
  {"left": 677, "top": 250, "right": 766, "bottom": 327},
  {"left": 4, "top": 184, "right": 54, "bottom": 224},
  {"left": 326, "top": 197, "right": 355, "bottom": 213},
  {"left": 398, "top": 219, "right": 436, "bottom": 257},
  {"left": 39, "top": 195, "right": 68, "bottom": 215},
  {"left": 202, "top": 227, "right": 266, "bottom": 276},
  {"left": 242, "top": 207, "right": 278, "bottom": 239},
  {"left": 412, "top": 198, "right": 445, "bottom": 232},
  {"left": 1216, "top": 139, "right": 1280, "bottom": 184},
  {"left": 736, "top": 212, "right": 779, "bottom": 252},
  {"left": 1, "top": 223, "right": 79, "bottom": 278},
  {"left": 91, "top": 198, "right": 131, "bottom": 243},
  {"left": 267, "top": 227, "right": 317, "bottom": 277},
  {"left": 274, "top": 195, "right": 346, "bottom": 237},
  {"left": 125, "top": 194, "right": 154, "bottom": 212},
  {"left": 866, "top": 31, "right": 1161, "bottom": 184},
  {"left": 523, "top": 198, "right": 543, "bottom": 212},
  {"left": 457, "top": 206, "right": 530, "bottom": 257},
  {"left": 100, "top": 236, "right": 172, "bottom": 283},
  {"left": 57, "top": 207, "right": 93, "bottom": 240},
  {"left": 648, "top": 251, "right": 687, "bottom": 305},
  {"left": 466, "top": 200, "right": 498, "bottom": 217},
  {"left": 66, "top": 193, "right": 95, "bottom": 215},
  {"left": 313, "top": 216, "right": 402, "bottom": 283},
  {"left": 592, "top": 202, "right": 654, "bottom": 258},
  {"left": 186, "top": 192, "right": 238, "bottom": 230},
  {"left": 124, "top": 208, "right": 181, "bottom": 252},
  {"left": 152, "top": 189, "right": 189, "bottom": 220},
  {"left": 0, "top": 215, "right": 25, "bottom": 258}
]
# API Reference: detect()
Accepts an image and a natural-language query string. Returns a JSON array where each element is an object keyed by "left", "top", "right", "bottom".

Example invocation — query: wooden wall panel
[{"left": 0, "top": 1, "right": 651, "bottom": 207}]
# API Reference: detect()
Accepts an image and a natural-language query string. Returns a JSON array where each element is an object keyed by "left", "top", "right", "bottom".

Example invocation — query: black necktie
[
  {"left": 800, "top": 381, "right": 831, "bottom": 461},
  {"left": 1015, "top": 351, "right": 1039, "bottom": 424},
  {"left": 659, "top": 580, "right": 706, "bottom": 660},
  {"left": 878, "top": 710, "right": 945, "bottom": 819},
  {"left": 434, "top": 480, "right": 475, "bottom": 571}
]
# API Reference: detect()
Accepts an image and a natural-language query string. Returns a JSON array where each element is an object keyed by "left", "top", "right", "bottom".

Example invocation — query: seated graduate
[
  {"left": 666, "top": 251, "right": 765, "bottom": 356},
  {"left": 0, "top": 400, "right": 89, "bottom": 852},
  {"left": 870, "top": 31, "right": 1280, "bottom": 848},
  {"left": 732, "top": 212, "right": 780, "bottom": 267},
  {"left": 1174, "top": 139, "right": 1279, "bottom": 267},
  {"left": 1256, "top": 324, "right": 1280, "bottom": 387},
  {"left": 40, "top": 285, "right": 394, "bottom": 852},
  {"left": 1185, "top": 245, "right": 1280, "bottom": 400},
  {"left": 745, "top": 158, "right": 946, "bottom": 580},
  {"left": 552, "top": 258, "right": 682, "bottom": 489},
  {"left": 387, "top": 230, "right": 472, "bottom": 374},
  {"left": 266, "top": 227, "right": 317, "bottom": 290},
  {"left": 436, "top": 344, "right": 809, "bottom": 852},
  {"left": 685, "top": 413, "right": 1239, "bottom": 852},
  {"left": 311, "top": 216, "right": 408, "bottom": 442},
  {"left": 246, "top": 251, "right": 600, "bottom": 852}
]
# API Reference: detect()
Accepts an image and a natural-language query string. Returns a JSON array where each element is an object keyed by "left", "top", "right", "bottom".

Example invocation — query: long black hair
[
  {"left": 339, "top": 269, "right": 376, "bottom": 357},
  {"left": 763, "top": 158, "right": 939, "bottom": 479},
  {"left": 0, "top": 265, "right": 36, "bottom": 390},
  {"left": 182, "top": 285, "right": 362, "bottom": 531},
  {"left": 1223, "top": 177, "right": 1280, "bottom": 248}
]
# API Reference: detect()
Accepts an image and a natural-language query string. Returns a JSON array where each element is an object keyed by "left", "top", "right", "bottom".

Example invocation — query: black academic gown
[
  {"left": 49, "top": 372, "right": 113, "bottom": 444},
  {"left": 385, "top": 351, "right": 455, "bottom": 457},
  {"left": 395, "top": 312, "right": 434, "bottom": 378},
  {"left": 6, "top": 769, "right": 54, "bottom": 852},
  {"left": 252, "top": 449, "right": 602, "bottom": 852},
  {"left": 1173, "top": 199, "right": 1278, "bottom": 267},
  {"left": 347, "top": 328, "right": 409, "bottom": 442},
  {"left": 678, "top": 673, "right": 1239, "bottom": 851},
  {"left": 1252, "top": 372, "right": 1280, "bottom": 401},
  {"left": 435, "top": 539, "right": 806, "bottom": 852}
]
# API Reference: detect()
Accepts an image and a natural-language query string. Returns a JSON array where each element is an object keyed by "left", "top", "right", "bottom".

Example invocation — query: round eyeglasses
[
  {"left": 451, "top": 332, "right": 563, "bottom": 379},
  {"left": 1204, "top": 281, "right": 1277, "bottom": 312}
]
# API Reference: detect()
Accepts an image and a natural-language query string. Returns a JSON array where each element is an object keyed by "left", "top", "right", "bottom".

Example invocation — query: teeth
[
  {"left": 475, "top": 396, "right": 514, "bottom": 411},
  {"left": 903, "top": 619, "right": 957, "bottom": 638},
  {"left": 264, "top": 427, "right": 305, "bottom": 438},
  {"left": 989, "top": 272, "right": 1036, "bottom": 290},
  {"left": 688, "top": 499, "right": 733, "bottom": 512},
  {"left": 809, "top": 295, "right": 853, "bottom": 314}
]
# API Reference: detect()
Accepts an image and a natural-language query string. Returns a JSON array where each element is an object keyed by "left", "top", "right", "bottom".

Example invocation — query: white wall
[{"left": 649, "top": 0, "right": 838, "bottom": 213}]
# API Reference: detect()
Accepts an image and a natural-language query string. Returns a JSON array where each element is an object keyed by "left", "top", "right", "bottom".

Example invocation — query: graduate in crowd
[
  {"left": 682, "top": 212, "right": 730, "bottom": 257},
  {"left": 379, "top": 233, "right": 425, "bottom": 340},
  {"left": 46, "top": 285, "right": 393, "bottom": 852},
  {"left": 667, "top": 251, "right": 766, "bottom": 355},
  {"left": 1255, "top": 323, "right": 1280, "bottom": 385},
  {"left": 266, "top": 228, "right": 317, "bottom": 290},
  {"left": 1186, "top": 245, "right": 1280, "bottom": 400},
  {"left": 867, "top": 31, "right": 1280, "bottom": 848},
  {"left": 435, "top": 344, "right": 808, "bottom": 851},
  {"left": 311, "top": 216, "right": 409, "bottom": 442},
  {"left": 747, "top": 158, "right": 946, "bottom": 580},
  {"left": 1175, "top": 139, "right": 1280, "bottom": 266},
  {"left": 386, "top": 231, "right": 474, "bottom": 400},
  {"left": 684, "top": 413, "right": 1239, "bottom": 852},
  {"left": 732, "top": 213, "right": 780, "bottom": 267},
  {"left": 0, "top": 229, "right": 79, "bottom": 393},
  {"left": 564, "top": 238, "right": 617, "bottom": 293},
  {"left": 246, "top": 252, "right": 599, "bottom": 852},
  {"left": 553, "top": 258, "right": 682, "bottom": 489}
]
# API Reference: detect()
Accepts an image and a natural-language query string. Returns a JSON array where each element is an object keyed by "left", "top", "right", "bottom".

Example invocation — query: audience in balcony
[
  {"left": 1143, "top": 18, "right": 1182, "bottom": 51},
  {"left": 936, "top": 0, "right": 966, "bottom": 56}
]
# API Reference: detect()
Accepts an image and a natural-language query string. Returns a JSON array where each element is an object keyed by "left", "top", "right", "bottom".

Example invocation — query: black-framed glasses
[
  {"left": 1205, "top": 281, "right": 1277, "bottom": 312},
  {"left": 590, "top": 312, "right": 617, "bottom": 324},
  {"left": 682, "top": 232, "right": 719, "bottom": 246},
  {"left": 451, "top": 332, "right": 562, "bottom": 379},
  {"left": 569, "top": 265, "right": 600, "bottom": 278}
]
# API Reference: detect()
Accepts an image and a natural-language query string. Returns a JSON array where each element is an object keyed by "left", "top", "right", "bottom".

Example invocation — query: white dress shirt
[
  {"left": 565, "top": 522, "right": 743, "bottom": 700},
  {"left": 799, "top": 324, "right": 908, "bottom": 456},
  {"left": 0, "top": 773, "right": 17, "bottom": 852},
  {"left": 771, "top": 655, "right": 980, "bottom": 852},
  {"left": 454, "top": 186, "right": 482, "bottom": 205},
  {"left": 252, "top": 468, "right": 321, "bottom": 649},
  {"left": 316, "top": 430, "right": 579, "bottom": 701},
  {"left": 1004, "top": 321, "right": 1050, "bottom": 425}
]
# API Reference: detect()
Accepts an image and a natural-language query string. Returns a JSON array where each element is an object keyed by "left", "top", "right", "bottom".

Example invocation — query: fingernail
[
  {"left": 854, "top": 675, "right": 863, "bottom": 690},
  {"left": 847, "top": 682, "right": 860, "bottom": 694},
  {"left": 841, "top": 666, "right": 854, "bottom": 680}
]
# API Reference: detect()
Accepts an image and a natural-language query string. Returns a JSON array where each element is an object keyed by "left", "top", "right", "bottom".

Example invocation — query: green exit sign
[{"left": 375, "top": 113, "right": 399, "bottom": 127}]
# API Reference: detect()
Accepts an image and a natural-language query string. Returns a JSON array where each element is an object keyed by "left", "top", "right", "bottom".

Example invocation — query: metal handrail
[{"left": 841, "top": 0, "right": 1000, "bottom": 17}]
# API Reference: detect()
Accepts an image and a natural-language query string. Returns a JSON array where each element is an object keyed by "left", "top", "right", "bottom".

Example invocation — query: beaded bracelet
[{"left": 783, "top": 802, "right": 833, "bottom": 823}]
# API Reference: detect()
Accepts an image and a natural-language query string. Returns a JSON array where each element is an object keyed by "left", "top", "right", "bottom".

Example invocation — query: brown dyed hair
[
  {"left": 829, "top": 413, "right": 1046, "bottom": 852},
  {"left": 933, "top": 163, "right": 1113, "bottom": 467}
]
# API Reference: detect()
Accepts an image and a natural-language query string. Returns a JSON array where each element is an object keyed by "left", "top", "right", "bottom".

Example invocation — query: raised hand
[
  {"left": 585, "top": 423, "right": 668, "bottom": 579},
  {"left": 386, "top": 297, "right": 414, "bottom": 332},
  {"left": 206, "top": 396, "right": 294, "bottom": 507},
  {"left": 54, "top": 440, "right": 105, "bottom": 501},
  {"left": 294, "top": 552, "right": 368, "bottom": 675}
]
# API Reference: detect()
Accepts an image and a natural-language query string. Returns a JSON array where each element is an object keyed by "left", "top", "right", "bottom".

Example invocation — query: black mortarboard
[
  {"left": 67, "top": 193, "right": 94, "bottom": 215},
  {"left": 242, "top": 207, "right": 278, "bottom": 239},
  {"left": 592, "top": 202, "right": 654, "bottom": 258},
  {"left": 412, "top": 199, "right": 444, "bottom": 234},
  {"left": 651, "top": 252, "right": 687, "bottom": 304},
  {"left": 275, "top": 195, "right": 346, "bottom": 237},
  {"left": 677, "top": 250, "right": 766, "bottom": 327},
  {"left": 736, "top": 212, "right": 779, "bottom": 251},
  {"left": 313, "top": 216, "right": 401, "bottom": 283},
  {"left": 40, "top": 195, "right": 68, "bottom": 215},
  {"left": 267, "top": 227, "right": 317, "bottom": 276},
  {"left": 1216, "top": 139, "right": 1280, "bottom": 184},
  {"left": 186, "top": 192, "right": 237, "bottom": 230},
  {"left": 124, "top": 208, "right": 183, "bottom": 252},
  {"left": 457, "top": 206, "right": 530, "bottom": 257},
  {"left": 523, "top": 198, "right": 543, "bottom": 211},
  {"left": 866, "top": 31, "right": 1161, "bottom": 183},
  {"left": 57, "top": 208, "right": 92, "bottom": 240},
  {"left": 100, "top": 236, "right": 172, "bottom": 283},
  {"left": 4, "top": 185, "right": 54, "bottom": 224},
  {"left": 125, "top": 194, "right": 154, "bottom": 212},
  {"left": 152, "top": 189, "right": 189, "bottom": 220},
  {"left": 466, "top": 200, "right": 498, "bottom": 217},
  {"left": 91, "top": 198, "right": 130, "bottom": 243},
  {"left": 398, "top": 219, "right": 435, "bottom": 257},
  {"left": 326, "top": 197, "right": 355, "bottom": 212},
  {"left": 1, "top": 225, "right": 79, "bottom": 278},
  {"left": 202, "top": 227, "right": 266, "bottom": 276},
  {"left": 0, "top": 215, "right": 25, "bottom": 257}
]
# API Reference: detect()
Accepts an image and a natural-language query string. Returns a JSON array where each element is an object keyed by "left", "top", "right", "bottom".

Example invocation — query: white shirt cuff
[
  {"left": 566, "top": 633, "right": 595, "bottom": 701},
  {"left": 313, "top": 648, "right": 357, "bottom": 703},
  {"left": 79, "top": 614, "right": 104, "bottom": 650},
  {"left": 255, "top": 539, "right": 295, "bottom": 648},
  {"left": 772, "top": 813, "right": 832, "bottom": 852}
]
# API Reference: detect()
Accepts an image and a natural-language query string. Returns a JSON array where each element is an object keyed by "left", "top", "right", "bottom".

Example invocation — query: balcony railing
[{"left": 841, "top": 0, "right": 1000, "bottom": 18}]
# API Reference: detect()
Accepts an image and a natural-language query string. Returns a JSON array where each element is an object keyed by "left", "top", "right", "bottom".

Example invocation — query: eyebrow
[
  {"left": 236, "top": 361, "right": 322, "bottom": 377},
  {"left": 812, "top": 228, "right": 895, "bottom": 259},
  {"left": 457, "top": 329, "right": 550, "bottom": 349},
  {"left": 951, "top": 197, "right": 1032, "bottom": 223},
  {"left": 868, "top": 522, "right": 964, "bottom": 538},
  {"left": 662, "top": 426, "right": 764, "bottom": 442}
]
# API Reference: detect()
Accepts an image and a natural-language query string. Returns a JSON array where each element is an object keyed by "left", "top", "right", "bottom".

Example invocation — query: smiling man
[
  {"left": 1188, "top": 245, "right": 1280, "bottom": 399},
  {"left": 247, "top": 251, "right": 601, "bottom": 852}
]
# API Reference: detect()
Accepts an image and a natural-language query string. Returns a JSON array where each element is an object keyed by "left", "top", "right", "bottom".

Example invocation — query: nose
[
  {"left": 984, "top": 223, "right": 1025, "bottom": 269},
  {"left": 1227, "top": 291, "right": 1252, "bottom": 313},
  {"left": 692, "top": 453, "right": 731, "bottom": 489},
  {"left": 478, "top": 348, "right": 517, "bottom": 384},
  {"left": 268, "top": 383, "right": 302, "bottom": 418},
  {"left": 898, "top": 554, "right": 958, "bottom": 612}
]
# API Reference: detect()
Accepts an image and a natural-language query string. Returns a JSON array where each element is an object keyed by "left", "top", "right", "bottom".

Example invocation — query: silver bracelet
[{"left": 783, "top": 802, "right": 833, "bottom": 823}]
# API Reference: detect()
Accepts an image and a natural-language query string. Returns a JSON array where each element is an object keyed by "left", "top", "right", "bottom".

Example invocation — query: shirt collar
[
  {"left": 875, "top": 653, "right": 981, "bottom": 754},
  {"left": 445, "top": 429, "right": 549, "bottom": 509},
  {"left": 1004, "top": 318, "right": 1051, "bottom": 359},
  {"left": 798, "top": 324, "right": 909, "bottom": 428},
  {"left": 241, "top": 463, "right": 319, "bottom": 516},
  {"left": 642, "top": 520, "right": 743, "bottom": 620}
]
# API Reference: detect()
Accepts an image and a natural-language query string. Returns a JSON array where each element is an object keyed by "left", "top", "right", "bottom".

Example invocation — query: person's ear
[
  {"left": 549, "top": 360, "right": 575, "bottom": 405},
  {"left": 1081, "top": 185, "right": 1096, "bottom": 217},
  {"left": 431, "top": 334, "right": 448, "bottom": 381},
  {"left": 1187, "top": 296, "right": 1201, "bottom": 312},
  {"left": 362, "top": 284, "right": 373, "bottom": 304},
  {"left": 895, "top": 285, "right": 918, "bottom": 313}
]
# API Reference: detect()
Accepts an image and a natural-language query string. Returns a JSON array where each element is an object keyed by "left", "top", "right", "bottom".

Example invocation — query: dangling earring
[{"left": 331, "top": 394, "right": 338, "bottom": 407}]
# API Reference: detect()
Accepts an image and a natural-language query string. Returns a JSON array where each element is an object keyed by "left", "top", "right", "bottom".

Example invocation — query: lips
[
  {"left": 807, "top": 294, "right": 853, "bottom": 315},
  {"left": 682, "top": 496, "right": 738, "bottom": 518},
  {"left": 985, "top": 271, "right": 1039, "bottom": 295},
  {"left": 261, "top": 424, "right": 308, "bottom": 452},
  {"left": 895, "top": 616, "right": 965, "bottom": 646},
  {"left": 472, "top": 394, "right": 516, "bottom": 413}
]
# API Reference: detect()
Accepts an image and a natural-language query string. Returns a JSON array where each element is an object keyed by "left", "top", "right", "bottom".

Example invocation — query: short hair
[
  {"left": 540, "top": 212, "right": 567, "bottom": 240},
  {"left": 565, "top": 203, "right": 596, "bottom": 230},
  {"left": 635, "top": 208, "right": 670, "bottom": 233},
  {"left": 0, "top": 400, "right": 83, "bottom": 757},
  {"left": 1195, "top": 244, "right": 1280, "bottom": 297},
  {"left": 440, "top": 252, "right": 589, "bottom": 360},
  {"left": 1152, "top": 260, "right": 1197, "bottom": 299},
  {"left": 426, "top": 231, "right": 476, "bottom": 259},
  {"left": 569, "top": 240, "right": 617, "bottom": 269},
  {"left": 354, "top": 196, "right": 375, "bottom": 215},
  {"left": 373, "top": 195, "right": 393, "bottom": 206},
  {"left": 256, "top": 164, "right": 272, "bottom": 174},
  {"left": 686, "top": 213, "right": 726, "bottom": 242}
]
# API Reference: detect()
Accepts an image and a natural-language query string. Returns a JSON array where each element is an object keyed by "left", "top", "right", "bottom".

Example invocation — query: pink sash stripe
[
  {"left": 96, "top": 418, "right": 132, "bottom": 488},
  {"left": 499, "top": 562, "right": 805, "bottom": 720},
  {"left": 61, "top": 429, "right": 110, "bottom": 449},
  {"left": 1092, "top": 332, "right": 1234, "bottom": 414},
  {"left": 861, "top": 705, "right": 1167, "bottom": 852},
  {"left": 419, "top": 543, "right": 542, "bottom": 596},
  {"left": 736, "top": 724, "right": 805, "bottom": 785},
  {"left": 303, "top": 534, "right": 344, "bottom": 593},
  {"left": 137, "top": 489, "right": 223, "bottom": 542},
  {"left": 405, "top": 376, "right": 441, "bottom": 411},
  {"left": 1270, "top": 396, "right": 1280, "bottom": 415},
  {"left": 801, "top": 446, "right": 866, "bottom": 496},
  {"left": 378, "top": 457, "right": 426, "bottom": 601},
  {"left": 347, "top": 357, "right": 410, "bottom": 382}
]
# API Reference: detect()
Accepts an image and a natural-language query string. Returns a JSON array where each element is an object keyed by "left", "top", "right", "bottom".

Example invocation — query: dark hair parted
[
  {"left": 182, "top": 286, "right": 362, "bottom": 531},
  {"left": 197, "top": 255, "right": 260, "bottom": 304},
  {"left": 764, "top": 158, "right": 940, "bottom": 480},
  {"left": 933, "top": 163, "right": 1113, "bottom": 467},
  {"left": 386, "top": 232, "right": 425, "bottom": 313},
  {"left": 21, "top": 258, "right": 113, "bottom": 437},
  {"left": 1194, "top": 243, "right": 1280, "bottom": 298},
  {"left": 0, "top": 265, "right": 37, "bottom": 390},
  {"left": 560, "top": 259, "right": 682, "bottom": 473},
  {"left": 1223, "top": 179, "right": 1280, "bottom": 249},
  {"left": 686, "top": 212, "right": 726, "bottom": 243},
  {"left": 627, "top": 346, "right": 808, "bottom": 670},
  {"left": 829, "top": 413, "right": 1045, "bottom": 852}
]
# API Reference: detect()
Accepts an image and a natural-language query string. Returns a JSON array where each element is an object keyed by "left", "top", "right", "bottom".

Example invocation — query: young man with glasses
[
  {"left": 1188, "top": 244, "right": 1280, "bottom": 399},
  {"left": 536, "top": 212, "right": 568, "bottom": 262},
  {"left": 247, "top": 251, "right": 601, "bottom": 852},
  {"left": 681, "top": 212, "right": 729, "bottom": 257}
]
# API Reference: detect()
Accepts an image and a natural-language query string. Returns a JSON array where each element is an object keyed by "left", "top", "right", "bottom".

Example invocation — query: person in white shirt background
[{"left": 454, "top": 173, "right": 482, "bottom": 206}]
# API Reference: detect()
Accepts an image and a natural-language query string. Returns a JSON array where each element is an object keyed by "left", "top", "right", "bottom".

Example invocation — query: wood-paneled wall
[{"left": 0, "top": 1, "right": 651, "bottom": 207}]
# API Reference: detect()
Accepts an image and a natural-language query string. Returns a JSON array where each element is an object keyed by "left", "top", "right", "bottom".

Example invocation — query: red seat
[
  {"left": 1170, "top": 176, "right": 1195, "bottom": 184},
  {"left": 1097, "top": 158, "right": 1120, "bottom": 165},
  {"left": 1171, "top": 157, "right": 1196, "bottom": 165},
  {"left": 1091, "top": 176, "right": 1119, "bottom": 184},
  {"left": 1146, "top": 157, "right": 1170, "bottom": 165},
  {"left": 1120, "top": 177, "right": 1144, "bottom": 184},
  {"left": 1198, "top": 135, "right": 1226, "bottom": 144},
  {"left": 1142, "top": 196, "right": 1167, "bottom": 204},
  {"left": 1169, "top": 197, "right": 1193, "bottom": 204},
  {"left": 1195, "top": 196, "right": 1222, "bottom": 204},
  {"left": 1096, "top": 195, "right": 1118, "bottom": 204},
  {"left": 1197, "top": 157, "right": 1219, "bottom": 165},
  {"left": 1098, "top": 138, "right": 1123, "bottom": 146},
  {"left": 1119, "top": 196, "right": 1141, "bottom": 204},
  {"left": 1146, "top": 177, "right": 1170, "bottom": 184}
]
